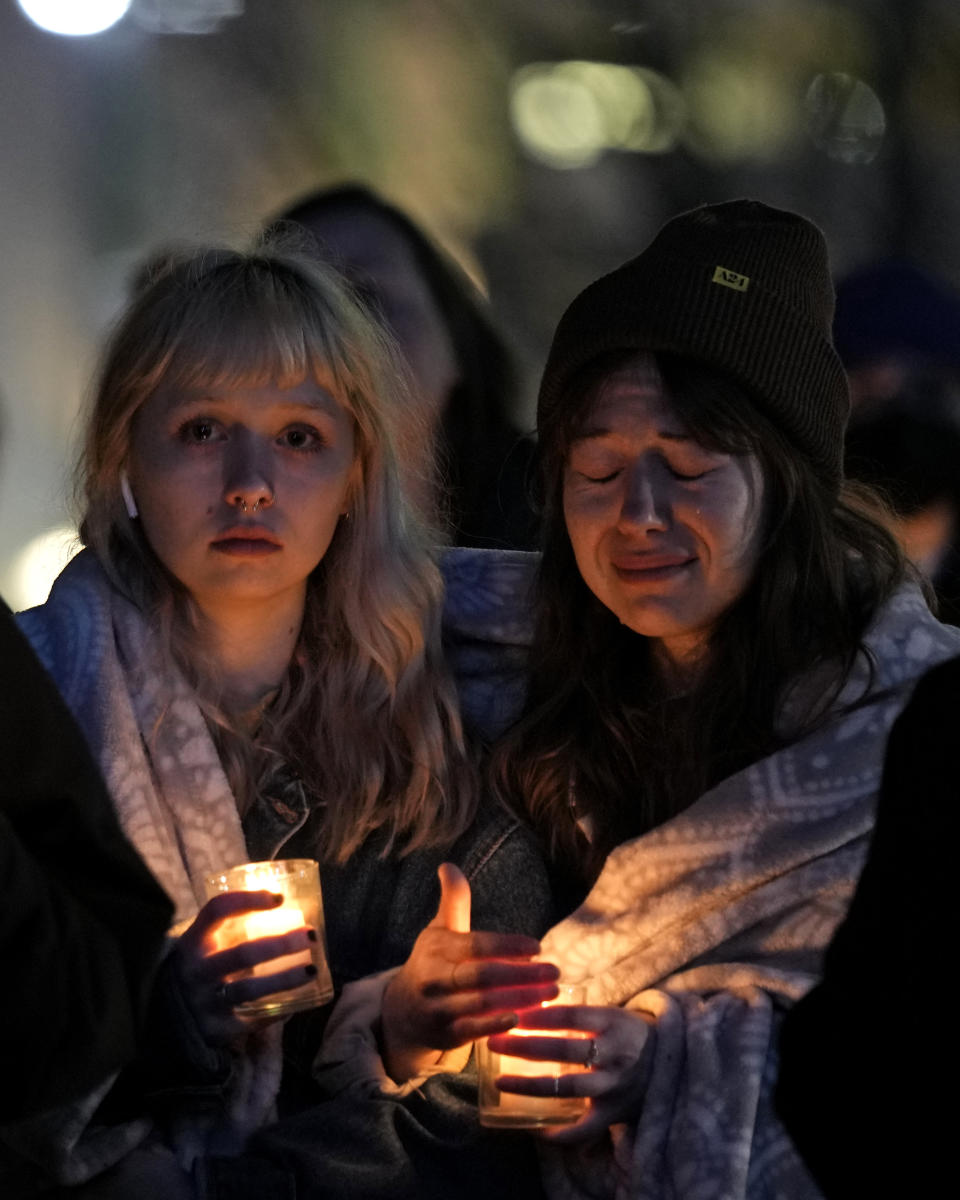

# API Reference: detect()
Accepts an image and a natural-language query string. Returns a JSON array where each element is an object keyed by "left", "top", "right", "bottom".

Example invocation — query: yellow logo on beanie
[{"left": 712, "top": 265, "right": 750, "bottom": 292}]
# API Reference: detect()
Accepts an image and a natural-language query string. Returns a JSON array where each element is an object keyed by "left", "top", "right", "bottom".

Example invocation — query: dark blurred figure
[
  {"left": 272, "top": 184, "right": 538, "bottom": 549},
  {"left": 776, "top": 653, "right": 957, "bottom": 1198},
  {"left": 844, "top": 382, "right": 960, "bottom": 624},
  {"left": 0, "top": 598, "right": 172, "bottom": 1120},
  {"left": 834, "top": 258, "right": 960, "bottom": 408},
  {"left": 836, "top": 260, "right": 960, "bottom": 624}
]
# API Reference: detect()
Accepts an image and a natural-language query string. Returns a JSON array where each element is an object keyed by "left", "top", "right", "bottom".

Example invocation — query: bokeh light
[
  {"left": 805, "top": 73, "right": 886, "bottom": 164},
  {"left": 510, "top": 62, "right": 685, "bottom": 169},
  {"left": 682, "top": 55, "right": 796, "bottom": 163},
  {"left": 131, "top": 0, "right": 244, "bottom": 36},
  {"left": 511, "top": 65, "right": 607, "bottom": 169},
  {"left": 7, "top": 525, "right": 79, "bottom": 611},
  {"left": 16, "top": 0, "right": 131, "bottom": 37}
]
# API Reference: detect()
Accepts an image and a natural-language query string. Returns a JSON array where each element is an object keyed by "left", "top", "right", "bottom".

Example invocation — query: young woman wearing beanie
[{"left": 381, "top": 200, "right": 960, "bottom": 1199}]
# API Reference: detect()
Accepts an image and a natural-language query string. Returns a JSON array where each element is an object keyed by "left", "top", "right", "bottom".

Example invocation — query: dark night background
[{"left": 2, "top": 0, "right": 958, "bottom": 601}]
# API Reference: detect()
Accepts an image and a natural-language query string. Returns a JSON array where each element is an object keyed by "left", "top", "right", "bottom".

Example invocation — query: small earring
[{"left": 120, "top": 471, "right": 139, "bottom": 519}]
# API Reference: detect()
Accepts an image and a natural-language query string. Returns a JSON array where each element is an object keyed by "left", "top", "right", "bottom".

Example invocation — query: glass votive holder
[
  {"left": 476, "top": 983, "right": 590, "bottom": 1129},
  {"left": 203, "top": 858, "right": 334, "bottom": 1019}
]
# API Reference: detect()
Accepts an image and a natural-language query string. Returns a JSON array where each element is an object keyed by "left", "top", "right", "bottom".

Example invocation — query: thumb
[{"left": 433, "top": 862, "right": 471, "bottom": 933}]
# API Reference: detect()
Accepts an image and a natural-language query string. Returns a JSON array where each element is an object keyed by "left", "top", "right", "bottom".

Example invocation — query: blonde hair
[{"left": 79, "top": 241, "right": 475, "bottom": 861}]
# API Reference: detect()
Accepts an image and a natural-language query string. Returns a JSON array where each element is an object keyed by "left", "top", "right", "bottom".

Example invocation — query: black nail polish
[
  {"left": 305, "top": 964, "right": 317, "bottom": 977},
  {"left": 307, "top": 929, "right": 318, "bottom": 942}
]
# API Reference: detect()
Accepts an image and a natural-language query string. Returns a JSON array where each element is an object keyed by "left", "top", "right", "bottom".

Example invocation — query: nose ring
[{"left": 237, "top": 499, "right": 263, "bottom": 514}]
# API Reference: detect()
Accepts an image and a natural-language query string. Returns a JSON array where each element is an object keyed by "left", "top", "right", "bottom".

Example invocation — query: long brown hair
[
  {"left": 80, "top": 242, "right": 475, "bottom": 862},
  {"left": 494, "top": 352, "right": 906, "bottom": 888}
]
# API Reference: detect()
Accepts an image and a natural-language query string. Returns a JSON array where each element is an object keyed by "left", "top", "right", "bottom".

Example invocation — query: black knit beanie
[{"left": 537, "top": 199, "right": 849, "bottom": 487}]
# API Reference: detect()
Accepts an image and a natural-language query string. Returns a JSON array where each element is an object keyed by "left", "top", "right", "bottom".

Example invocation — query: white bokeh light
[
  {"left": 511, "top": 62, "right": 685, "bottom": 169},
  {"left": 7, "top": 525, "right": 80, "bottom": 611},
  {"left": 17, "top": 0, "right": 131, "bottom": 37},
  {"left": 510, "top": 67, "right": 606, "bottom": 170}
]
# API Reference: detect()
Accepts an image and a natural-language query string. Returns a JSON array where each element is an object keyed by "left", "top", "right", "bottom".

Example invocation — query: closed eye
[
  {"left": 670, "top": 468, "right": 711, "bottom": 481},
  {"left": 579, "top": 469, "right": 620, "bottom": 484}
]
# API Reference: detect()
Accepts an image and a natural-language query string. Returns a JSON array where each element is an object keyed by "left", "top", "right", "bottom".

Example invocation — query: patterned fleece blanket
[
  {"left": 441, "top": 549, "right": 960, "bottom": 1200},
  {"left": 4, "top": 551, "right": 282, "bottom": 1189}
]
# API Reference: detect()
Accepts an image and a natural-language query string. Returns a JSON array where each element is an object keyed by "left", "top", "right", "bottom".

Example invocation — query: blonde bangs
[{"left": 135, "top": 253, "right": 378, "bottom": 410}]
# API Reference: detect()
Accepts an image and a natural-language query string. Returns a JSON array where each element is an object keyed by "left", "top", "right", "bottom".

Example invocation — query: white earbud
[{"left": 120, "top": 471, "right": 139, "bottom": 520}]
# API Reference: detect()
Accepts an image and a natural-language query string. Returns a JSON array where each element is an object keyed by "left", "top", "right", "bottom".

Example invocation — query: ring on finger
[
  {"left": 585, "top": 1037, "right": 600, "bottom": 1068},
  {"left": 215, "top": 982, "right": 233, "bottom": 1008},
  {"left": 552, "top": 1075, "right": 560, "bottom": 1098}
]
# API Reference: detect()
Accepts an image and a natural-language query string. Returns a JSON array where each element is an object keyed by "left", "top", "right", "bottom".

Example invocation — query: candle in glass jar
[
  {"left": 210, "top": 898, "right": 311, "bottom": 977},
  {"left": 203, "top": 858, "right": 334, "bottom": 1018},
  {"left": 487, "top": 1029, "right": 584, "bottom": 1119},
  {"left": 477, "top": 985, "right": 590, "bottom": 1129}
]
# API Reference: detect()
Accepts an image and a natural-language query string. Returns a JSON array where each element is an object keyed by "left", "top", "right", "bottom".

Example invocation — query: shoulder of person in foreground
[
  {"left": 0, "top": 598, "right": 172, "bottom": 1122},
  {"left": 775, "top": 652, "right": 960, "bottom": 1199}
]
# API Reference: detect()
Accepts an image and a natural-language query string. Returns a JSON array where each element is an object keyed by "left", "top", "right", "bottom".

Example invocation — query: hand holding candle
[
  {"left": 203, "top": 859, "right": 334, "bottom": 1021},
  {"left": 173, "top": 888, "right": 317, "bottom": 1045},
  {"left": 380, "top": 863, "right": 561, "bottom": 1084},
  {"left": 477, "top": 986, "right": 590, "bottom": 1129},
  {"left": 486, "top": 1002, "right": 656, "bottom": 1139},
  {"left": 172, "top": 859, "right": 334, "bottom": 1044}
]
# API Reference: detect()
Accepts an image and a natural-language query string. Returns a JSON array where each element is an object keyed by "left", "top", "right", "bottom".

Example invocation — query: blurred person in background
[
  {"left": 833, "top": 258, "right": 960, "bottom": 411},
  {"left": 272, "top": 184, "right": 538, "bottom": 550},
  {"left": 843, "top": 383, "right": 960, "bottom": 623},
  {"left": 836, "top": 259, "right": 960, "bottom": 623}
]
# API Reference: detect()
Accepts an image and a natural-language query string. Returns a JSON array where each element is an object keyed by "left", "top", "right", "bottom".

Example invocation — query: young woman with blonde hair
[{"left": 4, "top": 243, "right": 552, "bottom": 1196}]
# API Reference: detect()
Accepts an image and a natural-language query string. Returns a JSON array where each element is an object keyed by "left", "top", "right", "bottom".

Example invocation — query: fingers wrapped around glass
[
  {"left": 483, "top": 998, "right": 654, "bottom": 1138},
  {"left": 201, "top": 859, "right": 333, "bottom": 1022}
]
